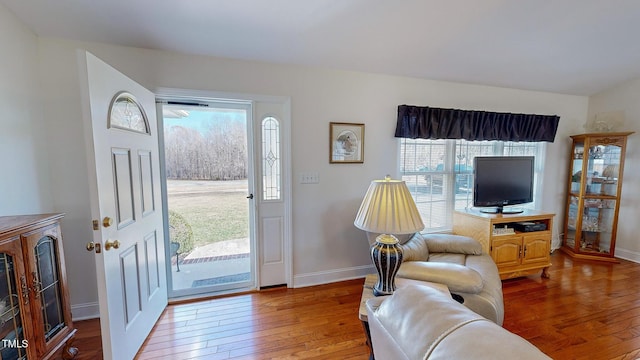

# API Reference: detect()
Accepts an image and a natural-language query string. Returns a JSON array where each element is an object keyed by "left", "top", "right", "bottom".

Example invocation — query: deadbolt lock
[{"left": 103, "top": 217, "right": 113, "bottom": 228}]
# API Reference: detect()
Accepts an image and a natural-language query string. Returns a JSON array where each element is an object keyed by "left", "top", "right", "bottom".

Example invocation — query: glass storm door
[{"left": 159, "top": 100, "right": 255, "bottom": 298}]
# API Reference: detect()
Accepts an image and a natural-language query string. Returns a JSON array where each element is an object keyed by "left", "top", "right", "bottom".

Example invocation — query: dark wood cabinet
[{"left": 0, "top": 214, "right": 77, "bottom": 359}]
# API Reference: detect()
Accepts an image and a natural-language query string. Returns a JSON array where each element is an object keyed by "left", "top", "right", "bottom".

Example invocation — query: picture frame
[{"left": 329, "top": 122, "right": 365, "bottom": 164}]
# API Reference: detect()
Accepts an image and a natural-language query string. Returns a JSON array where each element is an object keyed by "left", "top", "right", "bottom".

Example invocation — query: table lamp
[{"left": 354, "top": 176, "right": 424, "bottom": 296}]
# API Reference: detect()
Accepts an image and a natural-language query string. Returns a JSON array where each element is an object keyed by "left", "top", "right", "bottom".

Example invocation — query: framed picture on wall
[{"left": 329, "top": 122, "right": 364, "bottom": 163}]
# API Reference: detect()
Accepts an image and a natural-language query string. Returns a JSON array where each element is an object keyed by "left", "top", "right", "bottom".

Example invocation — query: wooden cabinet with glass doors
[
  {"left": 0, "top": 213, "right": 77, "bottom": 359},
  {"left": 562, "top": 132, "right": 634, "bottom": 262}
]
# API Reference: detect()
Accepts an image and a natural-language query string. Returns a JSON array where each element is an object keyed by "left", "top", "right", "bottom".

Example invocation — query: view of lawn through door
[{"left": 161, "top": 101, "right": 253, "bottom": 297}]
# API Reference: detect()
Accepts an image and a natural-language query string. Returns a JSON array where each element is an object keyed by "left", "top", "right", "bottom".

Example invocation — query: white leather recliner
[{"left": 397, "top": 233, "right": 504, "bottom": 325}]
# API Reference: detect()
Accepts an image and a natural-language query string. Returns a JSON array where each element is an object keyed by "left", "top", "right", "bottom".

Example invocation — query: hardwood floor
[
  {"left": 503, "top": 251, "right": 640, "bottom": 360},
  {"left": 72, "top": 251, "right": 640, "bottom": 359},
  {"left": 71, "top": 317, "right": 103, "bottom": 360}
]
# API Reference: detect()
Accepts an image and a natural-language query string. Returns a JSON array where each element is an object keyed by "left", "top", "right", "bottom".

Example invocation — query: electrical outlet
[{"left": 300, "top": 172, "right": 319, "bottom": 184}]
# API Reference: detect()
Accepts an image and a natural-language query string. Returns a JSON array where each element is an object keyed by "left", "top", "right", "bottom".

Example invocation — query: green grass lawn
[{"left": 167, "top": 180, "right": 249, "bottom": 249}]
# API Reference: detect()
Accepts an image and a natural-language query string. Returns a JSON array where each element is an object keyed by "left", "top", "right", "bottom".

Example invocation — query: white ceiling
[{"left": 4, "top": 0, "right": 640, "bottom": 96}]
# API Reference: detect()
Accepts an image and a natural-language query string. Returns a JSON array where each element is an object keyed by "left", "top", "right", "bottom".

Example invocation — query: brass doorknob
[
  {"left": 86, "top": 242, "right": 95, "bottom": 251},
  {"left": 103, "top": 217, "right": 113, "bottom": 228},
  {"left": 105, "top": 240, "right": 120, "bottom": 251}
]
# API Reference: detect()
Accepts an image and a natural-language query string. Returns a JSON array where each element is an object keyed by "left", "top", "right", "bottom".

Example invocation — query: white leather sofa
[
  {"left": 396, "top": 233, "right": 504, "bottom": 325},
  {"left": 366, "top": 284, "right": 551, "bottom": 360}
]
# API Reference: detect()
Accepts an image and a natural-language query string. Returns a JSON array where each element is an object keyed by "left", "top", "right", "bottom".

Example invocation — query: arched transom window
[{"left": 108, "top": 91, "right": 150, "bottom": 134}]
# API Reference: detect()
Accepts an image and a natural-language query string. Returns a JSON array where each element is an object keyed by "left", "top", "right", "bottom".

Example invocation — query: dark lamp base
[{"left": 370, "top": 234, "right": 403, "bottom": 296}]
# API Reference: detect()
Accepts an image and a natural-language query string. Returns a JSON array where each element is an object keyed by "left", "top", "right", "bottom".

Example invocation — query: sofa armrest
[
  {"left": 397, "top": 261, "right": 484, "bottom": 293},
  {"left": 424, "top": 234, "right": 482, "bottom": 255},
  {"left": 367, "top": 285, "right": 551, "bottom": 360},
  {"left": 366, "top": 297, "right": 411, "bottom": 360}
]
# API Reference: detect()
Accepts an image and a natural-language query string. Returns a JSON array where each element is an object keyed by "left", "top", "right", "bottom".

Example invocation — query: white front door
[{"left": 79, "top": 51, "right": 168, "bottom": 360}]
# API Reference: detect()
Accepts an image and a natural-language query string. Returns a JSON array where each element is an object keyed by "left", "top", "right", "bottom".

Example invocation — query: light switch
[{"left": 300, "top": 172, "right": 319, "bottom": 184}]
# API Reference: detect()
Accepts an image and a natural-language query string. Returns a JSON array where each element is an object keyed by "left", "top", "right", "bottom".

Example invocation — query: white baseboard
[
  {"left": 613, "top": 247, "right": 640, "bottom": 264},
  {"left": 293, "top": 264, "right": 374, "bottom": 288},
  {"left": 71, "top": 302, "right": 100, "bottom": 321}
]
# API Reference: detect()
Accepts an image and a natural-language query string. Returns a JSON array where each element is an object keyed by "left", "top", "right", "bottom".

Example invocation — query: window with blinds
[{"left": 400, "top": 139, "right": 545, "bottom": 232}]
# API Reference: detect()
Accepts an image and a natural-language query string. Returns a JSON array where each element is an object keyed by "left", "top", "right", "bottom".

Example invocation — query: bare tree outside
[{"left": 164, "top": 117, "right": 247, "bottom": 180}]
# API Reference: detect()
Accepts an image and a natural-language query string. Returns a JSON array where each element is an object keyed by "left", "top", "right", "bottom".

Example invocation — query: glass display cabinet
[
  {"left": 0, "top": 214, "right": 77, "bottom": 359},
  {"left": 0, "top": 246, "right": 28, "bottom": 360},
  {"left": 562, "top": 132, "right": 634, "bottom": 262}
]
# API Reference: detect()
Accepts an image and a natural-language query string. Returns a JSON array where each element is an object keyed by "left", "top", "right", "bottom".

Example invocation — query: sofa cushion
[
  {"left": 424, "top": 234, "right": 482, "bottom": 255},
  {"left": 399, "top": 233, "right": 429, "bottom": 261},
  {"left": 397, "top": 261, "right": 484, "bottom": 294}
]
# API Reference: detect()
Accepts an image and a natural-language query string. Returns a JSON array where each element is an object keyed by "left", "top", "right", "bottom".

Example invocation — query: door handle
[
  {"left": 247, "top": 194, "right": 254, "bottom": 199},
  {"left": 32, "top": 272, "right": 42, "bottom": 299},
  {"left": 105, "top": 240, "right": 120, "bottom": 251},
  {"left": 20, "top": 276, "right": 29, "bottom": 305}
]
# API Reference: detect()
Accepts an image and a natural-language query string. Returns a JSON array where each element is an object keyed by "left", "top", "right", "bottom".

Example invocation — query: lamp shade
[{"left": 354, "top": 177, "right": 424, "bottom": 235}]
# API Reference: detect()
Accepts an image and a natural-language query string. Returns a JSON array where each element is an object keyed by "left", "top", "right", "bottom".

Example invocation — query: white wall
[
  {"left": 0, "top": 4, "right": 53, "bottom": 214},
  {"left": 588, "top": 79, "right": 640, "bottom": 262},
  {"left": 3, "top": 5, "right": 590, "bottom": 318}
]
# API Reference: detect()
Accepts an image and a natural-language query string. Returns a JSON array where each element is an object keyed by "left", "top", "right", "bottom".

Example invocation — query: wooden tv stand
[{"left": 453, "top": 209, "right": 554, "bottom": 280}]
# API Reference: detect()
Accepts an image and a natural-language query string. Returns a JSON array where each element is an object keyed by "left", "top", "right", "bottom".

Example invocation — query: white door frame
[{"left": 156, "top": 88, "right": 293, "bottom": 291}]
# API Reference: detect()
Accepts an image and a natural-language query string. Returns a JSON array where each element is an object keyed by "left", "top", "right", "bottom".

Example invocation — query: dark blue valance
[{"left": 395, "top": 105, "right": 560, "bottom": 142}]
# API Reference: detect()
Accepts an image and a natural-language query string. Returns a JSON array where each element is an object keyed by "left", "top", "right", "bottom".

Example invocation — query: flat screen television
[{"left": 473, "top": 156, "right": 534, "bottom": 214}]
